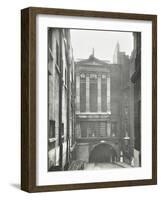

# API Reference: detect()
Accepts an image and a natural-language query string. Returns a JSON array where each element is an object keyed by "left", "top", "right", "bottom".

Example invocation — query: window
[
  {"left": 107, "top": 122, "right": 111, "bottom": 137},
  {"left": 48, "top": 120, "right": 56, "bottom": 150},
  {"left": 99, "top": 122, "right": 106, "bottom": 137},
  {"left": 101, "top": 76, "right": 107, "bottom": 112},
  {"left": 65, "top": 69, "right": 67, "bottom": 86},
  {"left": 90, "top": 75, "right": 97, "bottom": 112},
  {"left": 80, "top": 122, "right": 88, "bottom": 137},
  {"left": 80, "top": 75, "right": 86, "bottom": 112},
  {"left": 49, "top": 120, "right": 55, "bottom": 138},
  {"left": 48, "top": 29, "right": 53, "bottom": 73},
  {"left": 56, "top": 42, "right": 59, "bottom": 67},
  {"left": 48, "top": 29, "right": 52, "bottom": 53},
  {"left": 111, "top": 122, "right": 117, "bottom": 137}
]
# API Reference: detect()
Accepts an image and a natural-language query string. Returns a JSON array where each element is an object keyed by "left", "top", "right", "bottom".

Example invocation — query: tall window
[
  {"left": 80, "top": 122, "right": 88, "bottom": 137},
  {"left": 49, "top": 120, "right": 55, "bottom": 138},
  {"left": 65, "top": 69, "right": 67, "bottom": 86},
  {"left": 56, "top": 41, "right": 59, "bottom": 67},
  {"left": 101, "top": 74, "right": 107, "bottom": 112},
  {"left": 48, "top": 120, "right": 56, "bottom": 150},
  {"left": 99, "top": 122, "right": 106, "bottom": 137},
  {"left": 80, "top": 73, "right": 86, "bottom": 112},
  {"left": 48, "top": 29, "right": 52, "bottom": 53},
  {"left": 111, "top": 122, "right": 117, "bottom": 137},
  {"left": 90, "top": 74, "right": 97, "bottom": 112},
  {"left": 48, "top": 29, "right": 53, "bottom": 73}
]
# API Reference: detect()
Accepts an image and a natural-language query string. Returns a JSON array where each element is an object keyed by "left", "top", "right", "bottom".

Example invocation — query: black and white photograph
[{"left": 47, "top": 28, "right": 141, "bottom": 172}]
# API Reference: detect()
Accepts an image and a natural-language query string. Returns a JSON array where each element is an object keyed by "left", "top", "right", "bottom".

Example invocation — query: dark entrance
[{"left": 89, "top": 143, "right": 117, "bottom": 163}]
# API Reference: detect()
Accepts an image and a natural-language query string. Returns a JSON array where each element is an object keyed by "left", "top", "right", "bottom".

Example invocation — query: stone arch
[{"left": 89, "top": 142, "right": 118, "bottom": 163}]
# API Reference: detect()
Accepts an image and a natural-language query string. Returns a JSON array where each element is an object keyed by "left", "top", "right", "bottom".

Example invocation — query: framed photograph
[{"left": 21, "top": 7, "right": 157, "bottom": 192}]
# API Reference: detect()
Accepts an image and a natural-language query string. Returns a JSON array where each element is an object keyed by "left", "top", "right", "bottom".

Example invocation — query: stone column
[
  {"left": 107, "top": 74, "right": 111, "bottom": 113},
  {"left": 97, "top": 75, "right": 101, "bottom": 112},
  {"left": 86, "top": 74, "right": 90, "bottom": 112},
  {"left": 76, "top": 74, "right": 80, "bottom": 112}
]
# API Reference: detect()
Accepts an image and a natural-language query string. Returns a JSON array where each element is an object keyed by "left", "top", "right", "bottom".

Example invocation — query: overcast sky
[{"left": 70, "top": 29, "right": 133, "bottom": 63}]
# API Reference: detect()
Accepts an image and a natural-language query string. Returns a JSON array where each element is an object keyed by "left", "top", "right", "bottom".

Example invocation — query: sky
[{"left": 70, "top": 29, "right": 133, "bottom": 63}]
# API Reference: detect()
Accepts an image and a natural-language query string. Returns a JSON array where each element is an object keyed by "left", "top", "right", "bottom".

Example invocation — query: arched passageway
[{"left": 89, "top": 143, "right": 117, "bottom": 163}]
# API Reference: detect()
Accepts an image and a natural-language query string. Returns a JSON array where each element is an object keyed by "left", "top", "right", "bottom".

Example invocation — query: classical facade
[
  {"left": 75, "top": 51, "right": 126, "bottom": 163},
  {"left": 48, "top": 28, "right": 75, "bottom": 171}
]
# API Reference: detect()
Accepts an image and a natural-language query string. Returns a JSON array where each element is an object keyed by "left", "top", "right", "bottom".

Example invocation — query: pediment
[{"left": 76, "top": 55, "right": 109, "bottom": 67}]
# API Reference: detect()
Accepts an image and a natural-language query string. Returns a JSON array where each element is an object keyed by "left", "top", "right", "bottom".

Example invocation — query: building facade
[
  {"left": 48, "top": 28, "right": 75, "bottom": 171},
  {"left": 75, "top": 51, "right": 128, "bottom": 163},
  {"left": 113, "top": 35, "right": 141, "bottom": 166},
  {"left": 113, "top": 42, "right": 135, "bottom": 165},
  {"left": 130, "top": 32, "right": 141, "bottom": 167}
]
